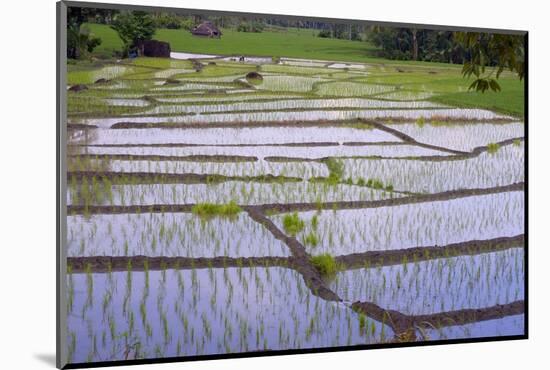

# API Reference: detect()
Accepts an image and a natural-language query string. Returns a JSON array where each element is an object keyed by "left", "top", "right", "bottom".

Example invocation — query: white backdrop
[{"left": 0, "top": 0, "right": 546, "bottom": 369}]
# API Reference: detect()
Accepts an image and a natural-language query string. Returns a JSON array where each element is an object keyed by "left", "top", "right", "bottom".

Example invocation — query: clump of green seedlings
[
  {"left": 310, "top": 253, "right": 340, "bottom": 276},
  {"left": 415, "top": 116, "right": 426, "bottom": 127},
  {"left": 324, "top": 158, "right": 345, "bottom": 185},
  {"left": 358, "top": 314, "right": 367, "bottom": 333},
  {"left": 191, "top": 200, "right": 241, "bottom": 219},
  {"left": 303, "top": 214, "right": 320, "bottom": 246},
  {"left": 487, "top": 142, "right": 500, "bottom": 154},
  {"left": 362, "top": 178, "right": 393, "bottom": 192},
  {"left": 513, "top": 139, "right": 522, "bottom": 147},
  {"left": 303, "top": 231, "right": 319, "bottom": 246},
  {"left": 282, "top": 212, "right": 305, "bottom": 236}
]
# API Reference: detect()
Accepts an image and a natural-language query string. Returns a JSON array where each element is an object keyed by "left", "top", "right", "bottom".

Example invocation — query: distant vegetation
[
  {"left": 369, "top": 28, "right": 525, "bottom": 92},
  {"left": 237, "top": 21, "right": 265, "bottom": 33},
  {"left": 317, "top": 24, "right": 363, "bottom": 41}
]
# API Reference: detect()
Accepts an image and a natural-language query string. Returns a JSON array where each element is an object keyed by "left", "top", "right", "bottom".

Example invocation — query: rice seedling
[
  {"left": 315, "top": 81, "right": 394, "bottom": 97},
  {"left": 358, "top": 314, "right": 367, "bottom": 333},
  {"left": 191, "top": 201, "right": 242, "bottom": 219},
  {"left": 310, "top": 254, "right": 339, "bottom": 276},
  {"left": 339, "top": 146, "right": 524, "bottom": 193},
  {"left": 303, "top": 231, "right": 319, "bottom": 246},
  {"left": 487, "top": 142, "right": 501, "bottom": 154},
  {"left": 282, "top": 213, "right": 305, "bottom": 236},
  {"left": 311, "top": 215, "right": 319, "bottom": 229},
  {"left": 324, "top": 158, "right": 345, "bottom": 184}
]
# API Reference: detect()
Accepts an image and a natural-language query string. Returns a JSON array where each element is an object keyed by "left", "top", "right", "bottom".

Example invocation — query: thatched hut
[{"left": 191, "top": 21, "right": 222, "bottom": 38}]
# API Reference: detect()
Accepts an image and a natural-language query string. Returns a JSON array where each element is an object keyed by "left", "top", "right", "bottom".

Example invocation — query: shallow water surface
[{"left": 67, "top": 267, "right": 392, "bottom": 363}]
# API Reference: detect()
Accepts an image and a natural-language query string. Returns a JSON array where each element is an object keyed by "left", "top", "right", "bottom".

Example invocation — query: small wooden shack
[{"left": 191, "top": 21, "right": 222, "bottom": 38}]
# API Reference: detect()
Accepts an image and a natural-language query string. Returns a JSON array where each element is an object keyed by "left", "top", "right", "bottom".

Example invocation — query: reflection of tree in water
[
  {"left": 68, "top": 129, "right": 113, "bottom": 208},
  {"left": 68, "top": 127, "right": 99, "bottom": 149}
]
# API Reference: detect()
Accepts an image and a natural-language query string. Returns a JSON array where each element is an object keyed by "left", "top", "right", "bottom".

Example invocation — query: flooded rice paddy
[{"left": 66, "top": 53, "right": 525, "bottom": 364}]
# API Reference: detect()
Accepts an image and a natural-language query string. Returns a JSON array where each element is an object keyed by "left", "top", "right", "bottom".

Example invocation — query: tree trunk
[{"left": 412, "top": 29, "right": 418, "bottom": 61}]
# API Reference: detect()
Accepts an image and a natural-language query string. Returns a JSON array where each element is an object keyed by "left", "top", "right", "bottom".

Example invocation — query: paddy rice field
[{"left": 65, "top": 52, "right": 525, "bottom": 364}]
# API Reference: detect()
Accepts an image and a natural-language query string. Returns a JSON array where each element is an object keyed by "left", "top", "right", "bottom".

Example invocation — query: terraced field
[{"left": 65, "top": 53, "right": 525, "bottom": 364}]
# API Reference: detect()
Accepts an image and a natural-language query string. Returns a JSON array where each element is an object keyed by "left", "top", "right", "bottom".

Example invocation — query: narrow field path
[
  {"left": 365, "top": 119, "right": 473, "bottom": 155},
  {"left": 67, "top": 182, "right": 524, "bottom": 215},
  {"left": 67, "top": 171, "right": 302, "bottom": 184},
  {"left": 67, "top": 255, "right": 292, "bottom": 273},
  {"left": 352, "top": 300, "right": 525, "bottom": 340},
  {"left": 69, "top": 153, "right": 259, "bottom": 162},
  {"left": 245, "top": 207, "right": 341, "bottom": 301},
  {"left": 67, "top": 235, "right": 523, "bottom": 273},
  {"left": 335, "top": 234, "right": 524, "bottom": 269},
  {"left": 248, "top": 182, "right": 524, "bottom": 214}
]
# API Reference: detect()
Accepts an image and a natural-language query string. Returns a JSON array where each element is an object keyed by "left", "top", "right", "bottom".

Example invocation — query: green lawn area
[
  {"left": 81, "top": 22, "right": 525, "bottom": 117},
  {"left": 155, "top": 27, "right": 382, "bottom": 63},
  {"left": 83, "top": 23, "right": 123, "bottom": 57},
  {"left": 430, "top": 78, "right": 524, "bottom": 117},
  {"left": 85, "top": 23, "right": 381, "bottom": 63},
  {"left": 368, "top": 70, "right": 524, "bottom": 117}
]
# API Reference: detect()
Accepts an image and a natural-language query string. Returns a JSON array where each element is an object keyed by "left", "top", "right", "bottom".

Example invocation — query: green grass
[
  {"left": 84, "top": 23, "right": 453, "bottom": 66},
  {"left": 282, "top": 213, "right": 305, "bottom": 236},
  {"left": 310, "top": 254, "right": 339, "bottom": 276},
  {"left": 364, "top": 65, "right": 524, "bottom": 117},
  {"left": 191, "top": 201, "right": 242, "bottom": 219},
  {"left": 429, "top": 78, "right": 524, "bottom": 117},
  {"left": 82, "top": 23, "right": 124, "bottom": 57},
  {"left": 157, "top": 27, "right": 382, "bottom": 64}
]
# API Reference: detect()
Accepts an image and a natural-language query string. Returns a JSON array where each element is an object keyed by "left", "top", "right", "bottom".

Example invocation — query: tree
[
  {"left": 454, "top": 32, "right": 525, "bottom": 92},
  {"left": 237, "top": 20, "right": 265, "bottom": 33},
  {"left": 67, "top": 24, "right": 102, "bottom": 59},
  {"left": 66, "top": 7, "right": 104, "bottom": 59},
  {"left": 67, "top": 7, "right": 118, "bottom": 26},
  {"left": 349, "top": 24, "right": 363, "bottom": 41},
  {"left": 368, "top": 27, "right": 414, "bottom": 60},
  {"left": 152, "top": 12, "right": 182, "bottom": 29},
  {"left": 411, "top": 29, "right": 418, "bottom": 61},
  {"left": 111, "top": 11, "right": 156, "bottom": 55}
]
